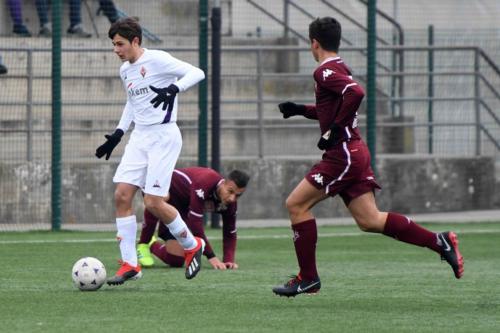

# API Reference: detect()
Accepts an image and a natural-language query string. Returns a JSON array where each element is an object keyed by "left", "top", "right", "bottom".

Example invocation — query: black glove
[
  {"left": 95, "top": 129, "right": 124, "bottom": 160},
  {"left": 278, "top": 102, "right": 307, "bottom": 119},
  {"left": 317, "top": 124, "right": 341, "bottom": 150},
  {"left": 149, "top": 84, "right": 179, "bottom": 111}
]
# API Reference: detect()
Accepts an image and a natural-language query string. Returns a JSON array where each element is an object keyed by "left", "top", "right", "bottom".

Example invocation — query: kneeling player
[{"left": 137, "top": 167, "right": 249, "bottom": 270}]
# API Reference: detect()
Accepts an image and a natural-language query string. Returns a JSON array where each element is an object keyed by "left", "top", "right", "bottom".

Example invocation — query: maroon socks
[
  {"left": 291, "top": 219, "right": 319, "bottom": 281},
  {"left": 383, "top": 212, "right": 441, "bottom": 253},
  {"left": 139, "top": 209, "right": 159, "bottom": 244},
  {"left": 150, "top": 241, "right": 184, "bottom": 267}
]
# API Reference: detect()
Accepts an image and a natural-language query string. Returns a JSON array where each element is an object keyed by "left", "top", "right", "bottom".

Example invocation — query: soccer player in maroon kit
[
  {"left": 137, "top": 167, "right": 249, "bottom": 270},
  {"left": 272, "top": 17, "right": 464, "bottom": 297}
]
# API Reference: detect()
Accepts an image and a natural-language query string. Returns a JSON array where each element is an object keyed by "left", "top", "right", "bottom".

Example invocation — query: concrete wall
[
  {"left": 0, "top": 155, "right": 497, "bottom": 225},
  {"left": 0, "top": 0, "right": 202, "bottom": 39}
]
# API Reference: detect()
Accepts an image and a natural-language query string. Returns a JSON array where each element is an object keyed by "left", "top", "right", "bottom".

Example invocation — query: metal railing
[
  {"left": 0, "top": 45, "right": 498, "bottom": 161},
  {"left": 247, "top": 0, "right": 406, "bottom": 117}
]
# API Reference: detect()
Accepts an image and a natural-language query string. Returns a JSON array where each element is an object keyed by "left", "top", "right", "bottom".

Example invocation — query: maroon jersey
[
  {"left": 304, "top": 56, "right": 365, "bottom": 146},
  {"left": 168, "top": 167, "right": 237, "bottom": 262},
  {"left": 303, "top": 56, "right": 380, "bottom": 203}
]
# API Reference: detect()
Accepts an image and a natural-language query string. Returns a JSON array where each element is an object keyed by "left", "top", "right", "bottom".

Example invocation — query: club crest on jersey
[
  {"left": 196, "top": 189, "right": 205, "bottom": 199},
  {"left": 322, "top": 68, "right": 334, "bottom": 81},
  {"left": 140, "top": 66, "right": 147, "bottom": 78},
  {"left": 312, "top": 173, "right": 324, "bottom": 185}
]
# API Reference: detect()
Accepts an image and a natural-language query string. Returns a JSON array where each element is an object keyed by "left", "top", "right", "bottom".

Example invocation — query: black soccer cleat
[
  {"left": 107, "top": 261, "right": 142, "bottom": 286},
  {"left": 272, "top": 274, "right": 321, "bottom": 297},
  {"left": 438, "top": 231, "right": 464, "bottom": 279}
]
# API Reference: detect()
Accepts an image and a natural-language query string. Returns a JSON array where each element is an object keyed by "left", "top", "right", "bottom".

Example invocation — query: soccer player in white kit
[{"left": 95, "top": 17, "right": 206, "bottom": 285}]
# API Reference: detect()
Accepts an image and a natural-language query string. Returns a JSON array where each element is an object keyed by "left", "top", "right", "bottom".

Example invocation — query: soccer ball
[{"left": 71, "top": 257, "right": 107, "bottom": 291}]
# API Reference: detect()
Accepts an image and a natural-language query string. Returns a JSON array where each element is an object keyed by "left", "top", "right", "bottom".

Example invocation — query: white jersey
[{"left": 116, "top": 49, "right": 205, "bottom": 131}]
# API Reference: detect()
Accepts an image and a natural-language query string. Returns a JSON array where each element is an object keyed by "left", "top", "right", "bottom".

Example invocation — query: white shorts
[{"left": 113, "top": 122, "right": 182, "bottom": 197}]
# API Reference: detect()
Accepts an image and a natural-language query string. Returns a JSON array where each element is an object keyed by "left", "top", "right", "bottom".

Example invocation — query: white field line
[{"left": 0, "top": 228, "right": 499, "bottom": 245}]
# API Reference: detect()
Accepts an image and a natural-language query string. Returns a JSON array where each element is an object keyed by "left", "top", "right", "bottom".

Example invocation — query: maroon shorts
[{"left": 305, "top": 140, "right": 381, "bottom": 206}]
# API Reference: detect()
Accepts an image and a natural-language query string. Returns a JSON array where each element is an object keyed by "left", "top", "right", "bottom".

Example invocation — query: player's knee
[
  {"left": 143, "top": 196, "right": 162, "bottom": 213},
  {"left": 114, "top": 188, "right": 131, "bottom": 207},
  {"left": 286, "top": 199, "right": 310, "bottom": 221},
  {"left": 285, "top": 196, "right": 299, "bottom": 214}
]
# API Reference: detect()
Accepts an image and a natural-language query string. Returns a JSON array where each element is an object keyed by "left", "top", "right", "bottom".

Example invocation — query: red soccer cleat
[
  {"left": 184, "top": 237, "right": 205, "bottom": 279},
  {"left": 107, "top": 260, "right": 142, "bottom": 285}
]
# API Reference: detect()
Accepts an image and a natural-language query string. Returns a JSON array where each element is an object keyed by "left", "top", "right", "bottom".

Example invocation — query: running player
[
  {"left": 272, "top": 17, "right": 464, "bottom": 297},
  {"left": 95, "top": 17, "right": 206, "bottom": 285}
]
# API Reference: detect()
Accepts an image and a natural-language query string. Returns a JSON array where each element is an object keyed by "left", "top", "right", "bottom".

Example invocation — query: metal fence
[
  {"left": 0, "top": 1, "right": 499, "bottom": 230},
  {"left": 0, "top": 44, "right": 498, "bottom": 163}
]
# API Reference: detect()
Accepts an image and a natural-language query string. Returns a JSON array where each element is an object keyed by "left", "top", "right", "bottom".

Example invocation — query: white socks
[
  {"left": 167, "top": 213, "right": 197, "bottom": 250},
  {"left": 116, "top": 215, "right": 138, "bottom": 267}
]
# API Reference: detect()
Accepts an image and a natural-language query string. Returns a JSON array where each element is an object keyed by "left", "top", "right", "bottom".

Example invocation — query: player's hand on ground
[
  {"left": 224, "top": 262, "right": 239, "bottom": 270},
  {"left": 208, "top": 257, "right": 227, "bottom": 270},
  {"left": 278, "top": 101, "right": 306, "bottom": 119},
  {"left": 149, "top": 84, "right": 179, "bottom": 111},
  {"left": 95, "top": 129, "right": 124, "bottom": 160}
]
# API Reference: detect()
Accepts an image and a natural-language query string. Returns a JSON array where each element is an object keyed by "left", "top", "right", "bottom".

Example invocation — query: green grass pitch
[{"left": 1, "top": 222, "right": 499, "bottom": 333}]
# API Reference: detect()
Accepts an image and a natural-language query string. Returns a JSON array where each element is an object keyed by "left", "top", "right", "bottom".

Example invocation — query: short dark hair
[
  {"left": 309, "top": 17, "right": 341, "bottom": 52},
  {"left": 227, "top": 170, "right": 250, "bottom": 189},
  {"left": 108, "top": 17, "right": 142, "bottom": 45}
]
